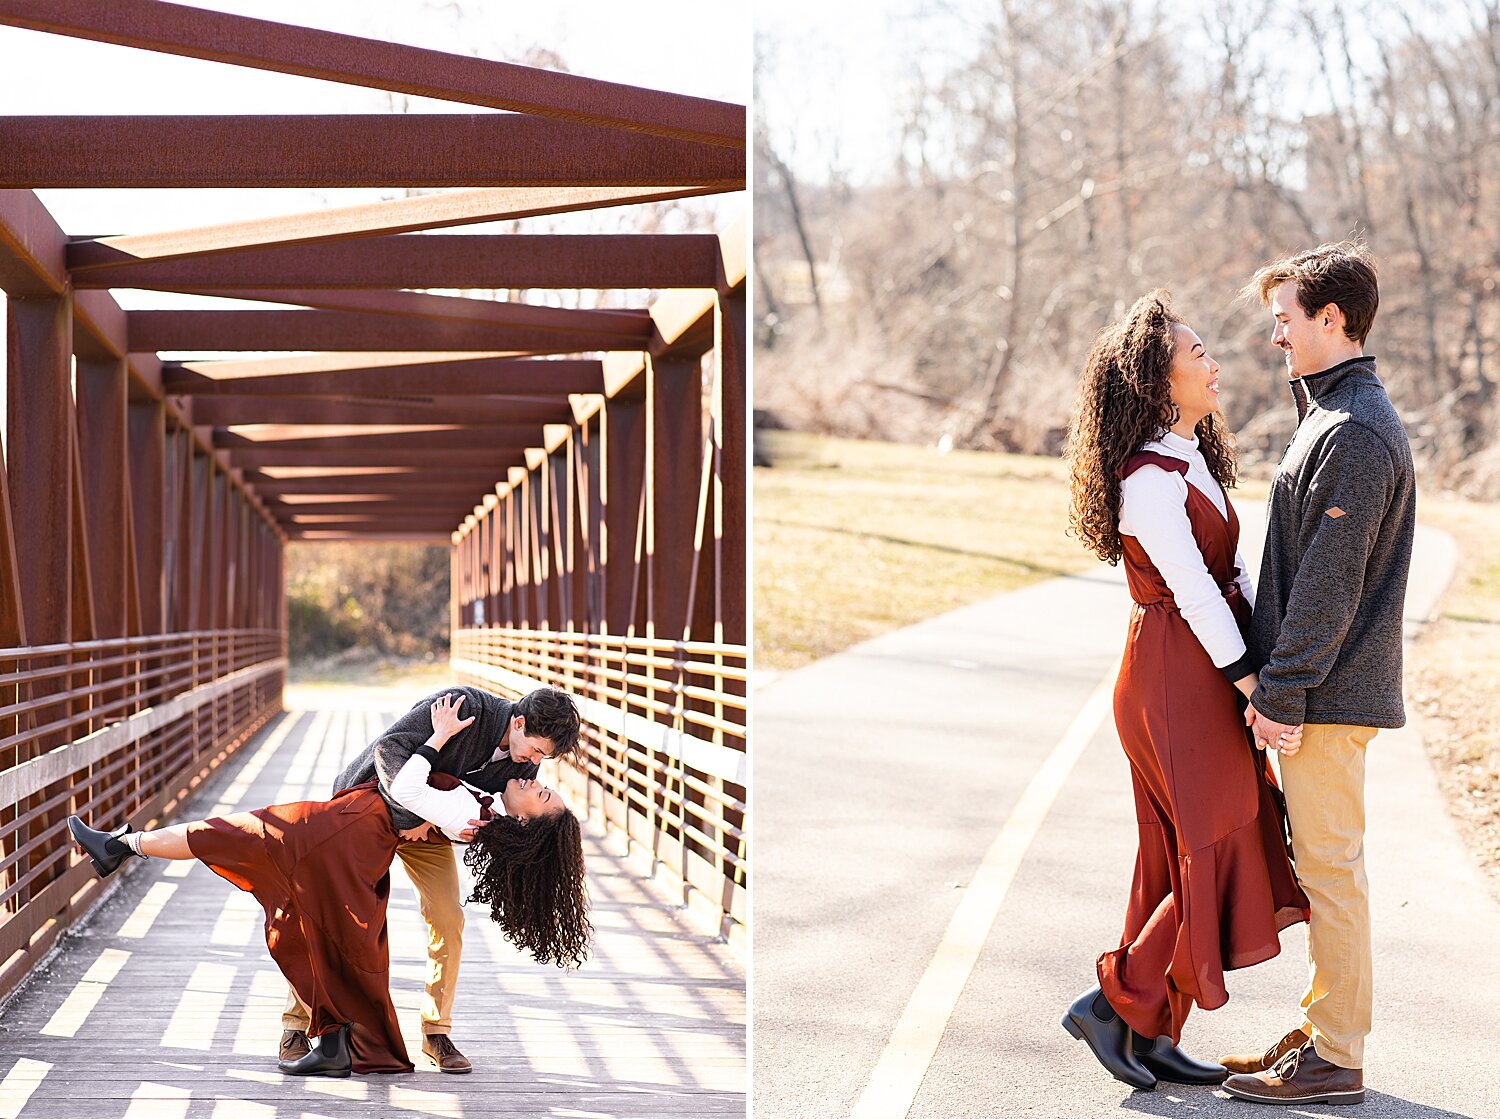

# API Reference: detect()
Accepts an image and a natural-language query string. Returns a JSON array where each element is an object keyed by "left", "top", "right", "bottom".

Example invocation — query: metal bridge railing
[
  {"left": 451, "top": 626, "right": 746, "bottom": 954},
  {"left": 0, "top": 629, "right": 285, "bottom": 995}
]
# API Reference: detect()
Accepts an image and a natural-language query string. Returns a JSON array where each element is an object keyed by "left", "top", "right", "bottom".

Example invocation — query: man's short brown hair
[
  {"left": 1244, "top": 239, "right": 1380, "bottom": 345},
  {"left": 515, "top": 686, "right": 582, "bottom": 758}
]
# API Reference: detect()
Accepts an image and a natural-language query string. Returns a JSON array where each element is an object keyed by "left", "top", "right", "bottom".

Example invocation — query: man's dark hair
[
  {"left": 514, "top": 687, "right": 582, "bottom": 758},
  {"left": 1244, "top": 239, "right": 1380, "bottom": 344}
]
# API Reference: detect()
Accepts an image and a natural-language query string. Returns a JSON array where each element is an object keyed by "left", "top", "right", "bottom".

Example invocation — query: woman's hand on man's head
[{"left": 429, "top": 692, "right": 476, "bottom": 747}]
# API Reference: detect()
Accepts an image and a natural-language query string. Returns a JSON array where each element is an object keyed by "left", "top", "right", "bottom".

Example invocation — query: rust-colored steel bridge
[{"left": 0, "top": 0, "right": 746, "bottom": 1010}]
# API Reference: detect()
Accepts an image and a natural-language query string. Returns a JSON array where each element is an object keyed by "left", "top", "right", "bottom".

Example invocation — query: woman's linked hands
[
  {"left": 1245, "top": 702, "right": 1303, "bottom": 756},
  {"left": 428, "top": 692, "right": 476, "bottom": 749},
  {"left": 1234, "top": 675, "right": 1303, "bottom": 755}
]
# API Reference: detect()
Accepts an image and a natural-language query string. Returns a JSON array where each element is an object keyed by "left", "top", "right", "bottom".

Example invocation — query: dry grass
[
  {"left": 753, "top": 431, "right": 1093, "bottom": 671},
  {"left": 1407, "top": 494, "right": 1500, "bottom": 899},
  {"left": 753, "top": 431, "right": 1500, "bottom": 893}
]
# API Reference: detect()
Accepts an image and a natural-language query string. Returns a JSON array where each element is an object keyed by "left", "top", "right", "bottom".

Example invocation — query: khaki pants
[
  {"left": 283, "top": 840, "right": 464, "bottom": 1036},
  {"left": 1279, "top": 723, "right": 1377, "bottom": 1069}
]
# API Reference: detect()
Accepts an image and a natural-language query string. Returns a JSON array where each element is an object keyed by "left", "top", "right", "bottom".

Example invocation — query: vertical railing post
[
  {"left": 76, "top": 352, "right": 129, "bottom": 818},
  {"left": 6, "top": 290, "right": 74, "bottom": 902}
]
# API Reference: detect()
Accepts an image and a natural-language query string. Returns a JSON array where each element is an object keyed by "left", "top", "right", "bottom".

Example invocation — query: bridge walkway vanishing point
[
  {"left": 754, "top": 501, "right": 1500, "bottom": 1119},
  {"left": 0, "top": 685, "right": 745, "bottom": 1119}
]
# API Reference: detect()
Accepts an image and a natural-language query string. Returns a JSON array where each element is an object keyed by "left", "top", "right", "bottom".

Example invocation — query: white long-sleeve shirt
[
  {"left": 388, "top": 752, "right": 501, "bottom": 842},
  {"left": 1118, "top": 431, "right": 1255, "bottom": 670}
]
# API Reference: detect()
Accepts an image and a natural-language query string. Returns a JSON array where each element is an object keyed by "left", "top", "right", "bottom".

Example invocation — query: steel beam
[
  {"left": 187, "top": 397, "right": 572, "bottom": 427},
  {"left": 603, "top": 394, "right": 646, "bottom": 634},
  {"left": 66, "top": 186, "right": 722, "bottom": 266},
  {"left": 214, "top": 428, "right": 538, "bottom": 453},
  {"left": 159, "top": 289, "right": 653, "bottom": 338},
  {"left": 75, "top": 355, "right": 130, "bottom": 639},
  {"left": 0, "top": 1, "right": 744, "bottom": 147},
  {"left": 0, "top": 116, "right": 744, "bottom": 190},
  {"left": 292, "top": 530, "right": 451, "bottom": 542},
  {"left": 85, "top": 234, "right": 723, "bottom": 292},
  {"left": 718, "top": 289, "right": 747, "bottom": 646},
  {"left": 163, "top": 356, "right": 605, "bottom": 396},
  {"left": 128, "top": 310, "right": 638, "bottom": 354},
  {"left": 224, "top": 448, "right": 523, "bottom": 468},
  {"left": 5, "top": 295, "right": 72, "bottom": 643},
  {"left": 0, "top": 436, "right": 25, "bottom": 645},
  {"left": 647, "top": 355, "right": 702, "bottom": 642},
  {"left": 248, "top": 473, "right": 507, "bottom": 496},
  {"left": 283, "top": 515, "right": 464, "bottom": 528},
  {"left": 0, "top": 188, "right": 66, "bottom": 296},
  {"left": 127, "top": 401, "right": 165, "bottom": 633},
  {"left": 268, "top": 500, "right": 476, "bottom": 516}
]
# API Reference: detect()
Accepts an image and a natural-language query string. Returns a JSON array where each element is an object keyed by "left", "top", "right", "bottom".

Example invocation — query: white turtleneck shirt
[{"left": 1117, "top": 430, "right": 1255, "bottom": 670}]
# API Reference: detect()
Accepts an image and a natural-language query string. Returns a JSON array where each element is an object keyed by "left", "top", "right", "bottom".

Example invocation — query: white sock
[{"left": 121, "top": 831, "right": 146, "bottom": 857}]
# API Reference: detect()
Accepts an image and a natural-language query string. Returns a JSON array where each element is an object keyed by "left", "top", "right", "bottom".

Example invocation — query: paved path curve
[
  {"left": 753, "top": 503, "right": 1494, "bottom": 1119},
  {"left": 0, "top": 686, "right": 744, "bottom": 1119}
]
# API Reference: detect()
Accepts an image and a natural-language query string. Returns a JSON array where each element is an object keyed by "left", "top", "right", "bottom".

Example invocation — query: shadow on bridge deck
[{"left": 0, "top": 693, "right": 745, "bottom": 1118}]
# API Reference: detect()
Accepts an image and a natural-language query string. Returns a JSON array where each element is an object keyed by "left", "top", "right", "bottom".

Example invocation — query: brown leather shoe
[
  {"left": 279, "top": 1029, "right": 310, "bottom": 1062},
  {"left": 1218, "top": 1027, "right": 1309, "bottom": 1074},
  {"left": 422, "top": 1033, "right": 472, "bottom": 1073},
  {"left": 1223, "top": 1043, "right": 1364, "bottom": 1105}
]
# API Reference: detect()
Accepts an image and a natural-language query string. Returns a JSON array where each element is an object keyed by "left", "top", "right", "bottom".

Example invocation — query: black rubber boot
[
  {"left": 1061, "top": 985, "right": 1157, "bottom": 1091},
  {"left": 1133, "top": 1033, "right": 1229, "bottom": 1084},
  {"left": 279, "top": 1025, "right": 352, "bottom": 1078},
  {"left": 66, "top": 815, "right": 137, "bottom": 878}
]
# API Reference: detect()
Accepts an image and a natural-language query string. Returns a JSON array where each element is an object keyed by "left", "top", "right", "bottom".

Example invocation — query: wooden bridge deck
[{"left": 0, "top": 692, "right": 745, "bottom": 1119}]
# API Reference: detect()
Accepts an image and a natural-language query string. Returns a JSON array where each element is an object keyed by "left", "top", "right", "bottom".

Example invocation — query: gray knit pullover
[
  {"left": 332, "top": 685, "right": 537, "bottom": 831},
  {"left": 1249, "top": 356, "right": 1415, "bottom": 729}
]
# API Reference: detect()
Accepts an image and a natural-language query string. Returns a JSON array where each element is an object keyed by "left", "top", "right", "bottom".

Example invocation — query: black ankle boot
[
  {"left": 1061, "top": 985, "right": 1157, "bottom": 1091},
  {"left": 279, "top": 1025, "right": 352, "bottom": 1077},
  {"left": 1133, "top": 1033, "right": 1228, "bottom": 1084},
  {"left": 66, "top": 816, "right": 137, "bottom": 878}
]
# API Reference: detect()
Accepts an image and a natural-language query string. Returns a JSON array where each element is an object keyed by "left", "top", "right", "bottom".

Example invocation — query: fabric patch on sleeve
[{"left": 1326, "top": 506, "right": 1347, "bottom": 519}]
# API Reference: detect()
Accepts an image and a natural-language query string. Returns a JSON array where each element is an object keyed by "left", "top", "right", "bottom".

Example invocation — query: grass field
[
  {"left": 754, "top": 430, "right": 1500, "bottom": 893},
  {"left": 1407, "top": 494, "right": 1500, "bottom": 891},
  {"left": 753, "top": 431, "right": 1094, "bottom": 670}
]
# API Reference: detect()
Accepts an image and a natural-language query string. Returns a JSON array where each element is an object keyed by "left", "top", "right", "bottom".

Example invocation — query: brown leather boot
[
  {"left": 1223, "top": 1042, "right": 1364, "bottom": 1105},
  {"left": 422, "top": 1033, "right": 473, "bottom": 1074},
  {"left": 279, "top": 1029, "right": 310, "bottom": 1062},
  {"left": 1218, "top": 1027, "right": 1309, "bottom": 1074}
]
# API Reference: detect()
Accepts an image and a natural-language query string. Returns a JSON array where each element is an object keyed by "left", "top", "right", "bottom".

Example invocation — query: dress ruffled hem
[{"left": 1098, "top": 808, "right": 1310, "bottom": 1042}]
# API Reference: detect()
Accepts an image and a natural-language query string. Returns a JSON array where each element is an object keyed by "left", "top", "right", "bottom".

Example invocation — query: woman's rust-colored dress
[
  {"left": 1097, "top": 452, "right": 1309, "bottom": 1043},
  {"left": 186, "top": 775, "right": 483, "bottom": 1074}
]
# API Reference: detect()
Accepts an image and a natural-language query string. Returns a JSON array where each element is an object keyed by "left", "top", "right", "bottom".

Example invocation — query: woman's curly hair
[
  {"left": 464, "top": 807, "right": 591, "bottom": 969},
  {"left": 1064, "top": 289, "right": 1238, "bottom": 565}
]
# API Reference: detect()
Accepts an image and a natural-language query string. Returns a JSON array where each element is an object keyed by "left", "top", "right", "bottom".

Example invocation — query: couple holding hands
[{"left": 1061, "top": 239, "right": 1414, "bottom": 1106}]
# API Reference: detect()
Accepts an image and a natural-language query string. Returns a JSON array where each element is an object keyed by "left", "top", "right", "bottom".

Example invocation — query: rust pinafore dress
[
  {"left": 1096, "top": 452, "right": 1309, "bottom": 1043},
  {"left": 185, "top": 774, "right": 493, "bottom": 1074}
]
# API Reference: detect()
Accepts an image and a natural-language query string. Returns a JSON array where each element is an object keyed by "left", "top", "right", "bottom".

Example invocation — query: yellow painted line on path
[{"left": 849, "top": 662, "right": 1119, "bottom": 1119}]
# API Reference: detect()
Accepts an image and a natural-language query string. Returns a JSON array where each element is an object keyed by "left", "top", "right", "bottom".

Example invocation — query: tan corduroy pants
[
  {"left": 284, "top": 840, "right": 465, "bottom": 1036},
  {"left": 1279, "top": 722, "right": 1378, "bottom": 1069}
]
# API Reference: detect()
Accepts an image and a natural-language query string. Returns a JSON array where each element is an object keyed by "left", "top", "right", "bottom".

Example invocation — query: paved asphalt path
[{"left": 753, "top": 502, "right": 1497, "bottom": 1118}]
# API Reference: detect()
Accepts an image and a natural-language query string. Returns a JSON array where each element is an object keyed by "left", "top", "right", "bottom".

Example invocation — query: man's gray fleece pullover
[{"left": 1249, "top": 356, "right": 1415, "bottom": 729}]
